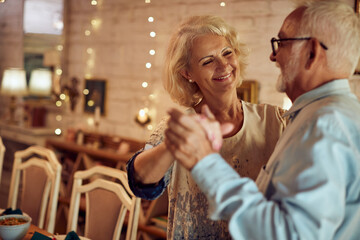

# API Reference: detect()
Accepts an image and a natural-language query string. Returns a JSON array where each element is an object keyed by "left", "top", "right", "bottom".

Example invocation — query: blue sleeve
[
  {"left": 127, "top": 149, "right": 170, "bottom": 200},
  {"left": 191, "top": 118, "right": 354, "bottom": 240}
]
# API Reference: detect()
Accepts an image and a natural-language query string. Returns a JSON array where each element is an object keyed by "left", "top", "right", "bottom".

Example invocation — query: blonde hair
[
  {"left": 296, "top": 0, "right": 360, "bottom": 76},
  {"left": 163, "top": 15, "right": 249, "bottom": 107}
]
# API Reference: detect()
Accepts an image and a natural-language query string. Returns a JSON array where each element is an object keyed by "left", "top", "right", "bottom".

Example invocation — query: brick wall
[
  {"left": 60, "top": 0, "right": 296, "bottom": 140},
  {"left": 0, "top": 0, "right": 24, "bottom": 117}
]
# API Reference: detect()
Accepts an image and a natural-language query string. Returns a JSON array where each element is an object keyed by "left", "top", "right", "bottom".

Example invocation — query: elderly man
[{"left": 165, "top": 0, "right": 360, "bottom": 239}]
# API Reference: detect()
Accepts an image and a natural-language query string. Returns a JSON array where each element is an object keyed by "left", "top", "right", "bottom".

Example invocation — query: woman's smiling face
[{"left": 182, "top": 34, "right": 240, "bottom": 98}]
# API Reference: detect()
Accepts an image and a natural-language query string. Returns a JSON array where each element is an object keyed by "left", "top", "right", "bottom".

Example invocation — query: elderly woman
[{"left": 127, "top": 15, "right": 287, "bottom": 239}]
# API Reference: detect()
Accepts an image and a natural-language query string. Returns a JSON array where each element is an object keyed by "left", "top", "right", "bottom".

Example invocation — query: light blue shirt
[{"left": 192, "top": 79, "right": 360, "bottom": 240}]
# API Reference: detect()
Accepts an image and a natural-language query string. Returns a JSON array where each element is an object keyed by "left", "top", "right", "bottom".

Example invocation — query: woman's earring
[{"left": 188, "top": 79, "right": 194, "bottom": 83}]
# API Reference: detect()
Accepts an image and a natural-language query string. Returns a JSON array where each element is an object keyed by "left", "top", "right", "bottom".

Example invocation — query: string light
[
  {"left": 220, "top": 2, "right": 226, "bottom": 7},
  {"left": 55, "top": 128, "right": 62, "bottom": 135},
  {"left": 55, "top": 68, "right": 62, "bottom": 75},
  {"left": 135, "top": 0, "right": 157, "bottom": 129},
  {"left": 85, "top": 30, "right": 91, "bottom": 36},
  {"left": 91, "top": 0, "right": 97, "bottom": 6},
  {"left": 87, "top": 48, "right": 93, "bottom": 54},
  {"left": 85, "top": 73, "right": 92, "bottom": 79},
  {"left": 83, "top": 89, "right": 89, "bottom": 95},
  {"left": 87, "top": 117, "right": 95, "bottom": 126},
  {"left": 87, "top": 100, "right": 95, "bottom": 107},
  {"left": 149, "top": 94, "right": 155, "bottom": 100},
  {"left": 91, "top": 19, "right": 99, "bottom": 26},
  {"left": 59, "top": 93, "right": 66, "bottom": 100},
  {"left": 91, "top": 18, "right": 101, "bottom": 29},
  {"left": 87, "top": 59, "right": 94, "bottom": 67},
  {"left": 56, "top": 45, "right": 63, "bottom": 51},
  {"left": 142, "top": 82, "right": 148, "bottom": 88},
  {"left": 56, "top": 101, "right": 62, "bottom": 107},
  {"left": 56, "top": 115, "right": 62, "bottom": 121}
]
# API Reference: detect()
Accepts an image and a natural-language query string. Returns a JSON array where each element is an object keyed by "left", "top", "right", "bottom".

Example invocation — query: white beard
[
  {"left": 276, "top": 73, "right": 287, "bottom": 93},
  {"left": 275, "top": 50, "right": 299, "bottom": 93}
]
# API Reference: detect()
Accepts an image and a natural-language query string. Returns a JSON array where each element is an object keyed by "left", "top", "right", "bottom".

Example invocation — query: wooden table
[
  {"left": 45, "top": 138, "right": 135, "bottom": 166},
  {"left": 24, "top": 224, "right": 53, "bottom": 240},
  {"left": 0, "top": 122, "right": 58, "bottom": 146}
]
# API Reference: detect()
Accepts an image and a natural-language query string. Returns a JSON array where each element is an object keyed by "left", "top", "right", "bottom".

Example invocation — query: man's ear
[{"left": 305, "top": 38, "right": 323, "bottom": 69}]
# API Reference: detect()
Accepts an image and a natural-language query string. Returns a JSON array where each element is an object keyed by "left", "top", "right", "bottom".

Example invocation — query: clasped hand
[{"left": 165, "top": 105, "right": 233, "bottom": 170}]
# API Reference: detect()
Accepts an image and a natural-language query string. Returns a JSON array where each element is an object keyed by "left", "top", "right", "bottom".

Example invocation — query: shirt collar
[{"left": 283, "top": 79, "right": 351, "bottom": 119}]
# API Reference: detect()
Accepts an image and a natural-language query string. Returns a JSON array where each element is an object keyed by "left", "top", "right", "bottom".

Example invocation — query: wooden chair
[
  {"left": 7, "top": 145, "right": 62, "bottom": 234},
  {"left": 137, "top": 189, "right": 168, "bottom": 240},
  {"left": 0, "top": 137, "right": 5, "bottom": 186},
  {"left": 67, "top": 165, "right": 141, "bottom": 240}
]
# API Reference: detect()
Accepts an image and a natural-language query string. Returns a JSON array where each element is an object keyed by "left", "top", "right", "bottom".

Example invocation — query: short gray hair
[{"left": 296, "top": 0, "right": 360, "bottom": 76}]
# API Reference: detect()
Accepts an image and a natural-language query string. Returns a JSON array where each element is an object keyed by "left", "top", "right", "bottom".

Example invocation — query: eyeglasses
[{"left": 271, "top": 37, "right": 328, "bottom": 56}]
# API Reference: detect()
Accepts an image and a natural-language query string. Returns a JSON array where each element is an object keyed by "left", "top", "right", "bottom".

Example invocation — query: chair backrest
[
  {"left": 67, "top": 165, "right": 141, "bottom": 240},
  {"left": 0, "top": 137, "right": 5, "bottom": 186},
  {"left": 7, "top": 145, "right": 62, "bottom": 234}
]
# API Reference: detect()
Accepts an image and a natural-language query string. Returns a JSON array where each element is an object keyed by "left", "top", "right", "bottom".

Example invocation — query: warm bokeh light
[
  {"left": 91, "top": 18, "right": 101, "bottom": 29},
  {"left": 146, "top": 63, "right": 152, "bottom": 69},
  {"left": 142, "top": 82, "right": 148, "bottom": 88},
  {"left": 83, "top": 89, "right": 89, "bottom": 95},
  {"left": 149, "top": 49, "right": 155, "bottom": 55},
  {"left": 55, "top": 68, "right": 62, "bottom": 75},
  {"left": 56, "top": 115, "right": 62, "bottom": 121},
  {"left": 150, "top": 31, "right": 156, "bottom": 37},
  {"left": 220, "top": 2, "right": 226, "bottom": 7},
  {"left": 136, "top": 108, "right": 150, "bottom": 125},
  {"left": 148, "top": 17, "right": 154, "bottom": 22},
  {"left": 87, "top": 59, "right": 94, "bottom": 67},
  {"left": 87, "top": 117, "right": 95, "bottom": 126},
  {"left": 55, "top": 128, "right": 62, "bottom": 135},
  {"left": 87, "top": 100, "right": 95, "bottom": 107},
  {"left": 149, "top": 94, "right": 155, "bottom": 100}
]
